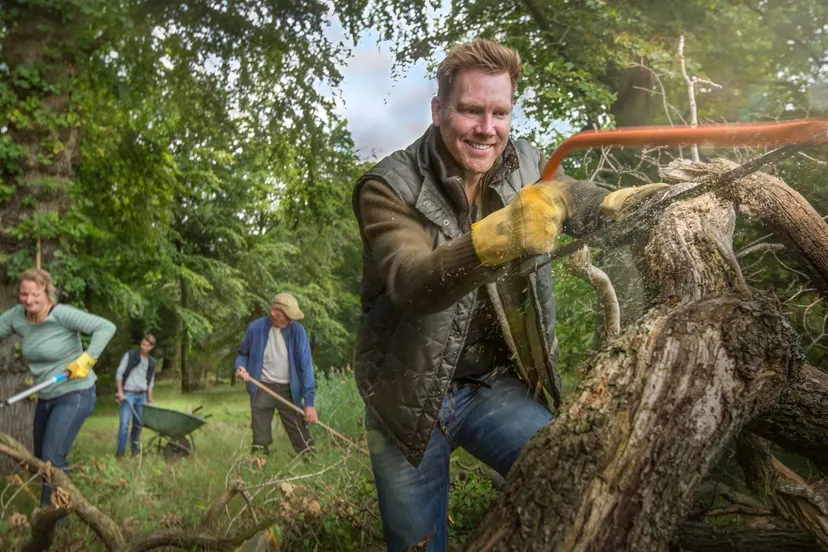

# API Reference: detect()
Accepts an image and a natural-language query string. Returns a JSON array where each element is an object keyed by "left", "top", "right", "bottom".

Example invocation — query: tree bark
[
  {"left": 677, "top": 521, "right": 822, "bottom": 552},
  {"left": 0, "top": 283, "right": 34, "bottom": 475},
  {"left": 464, "top": 173, "right": 813, "bottom": 550},
  {"left": 0, "top": 3, "right": 82, "bottom": 475},
  {"left": 180, "top": 274, "right": 191, "bottom": 393},
  {"left": 750, "top": 364, "right": 828, "bottom": 476},
  {"left": 736, "top": 434, "right": 828, "bottom": 549}
]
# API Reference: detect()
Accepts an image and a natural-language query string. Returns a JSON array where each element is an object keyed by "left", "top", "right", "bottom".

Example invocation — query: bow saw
[{"left": 510, "top": 118, "right": 828, "bottom": 279}]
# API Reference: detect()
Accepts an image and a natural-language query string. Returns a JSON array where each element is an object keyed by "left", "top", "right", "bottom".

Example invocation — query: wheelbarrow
[{"left": 135, "top": 404, "right": 210, "bottom": 459}]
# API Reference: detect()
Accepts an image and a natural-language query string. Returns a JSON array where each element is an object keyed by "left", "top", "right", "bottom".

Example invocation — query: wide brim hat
[{"left": 271, "top": 292, "right": 304, "bottom": 320}]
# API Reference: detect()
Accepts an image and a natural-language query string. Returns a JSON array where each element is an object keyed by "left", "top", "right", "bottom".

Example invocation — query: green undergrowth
[{"left": 0, "top": 374, "right": 518, "bottom": 551}]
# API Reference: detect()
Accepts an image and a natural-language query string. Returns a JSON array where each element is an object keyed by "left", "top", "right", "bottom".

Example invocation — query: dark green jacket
[{"left": 353, "top": 126, "right": 607, "bottom": 466}]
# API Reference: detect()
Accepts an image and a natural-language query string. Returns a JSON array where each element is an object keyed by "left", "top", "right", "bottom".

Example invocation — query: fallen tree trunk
[
  {"left": 750, "top": 364, "right": 828, "bottom": 476},
  {"left": 737, "top": 434, "right": 828, "bottom": 549},
  {"left": 465, "top": 294, "right": 798, "bottom": 551},
  {"left": 677, "top": 521, "right": 822, "bottom": 552},
  {"left": 465, "top": 159, "right": 828, "bottom": 551}
]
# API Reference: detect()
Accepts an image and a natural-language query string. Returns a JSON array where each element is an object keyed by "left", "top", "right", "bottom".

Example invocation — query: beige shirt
[{"left": 261, "top": 326, "right": 290, "bottom": 384}]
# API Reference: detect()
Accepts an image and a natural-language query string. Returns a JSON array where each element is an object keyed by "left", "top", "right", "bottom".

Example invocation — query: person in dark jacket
[
  {"left": 235, "top": 293, "right": 317, "bottom": 455},
  {"left": 352, "top": 38, "right": 668, "bottom": 551},
  {"left": 115, "top": 334, "right": 156, "bottom": 458}
]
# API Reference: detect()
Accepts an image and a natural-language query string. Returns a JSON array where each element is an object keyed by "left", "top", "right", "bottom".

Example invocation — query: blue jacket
[{"left": 234, "top": 318, "right": 315, "bottom": 407}]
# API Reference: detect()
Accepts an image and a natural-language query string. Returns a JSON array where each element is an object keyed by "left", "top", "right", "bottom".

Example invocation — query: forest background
[{"left": 0, "top": 0, "right": 825, "bottom": 548}]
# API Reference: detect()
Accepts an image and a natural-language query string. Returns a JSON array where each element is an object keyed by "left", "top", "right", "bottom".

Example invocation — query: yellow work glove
[
  {"left": 66, "top": 352, "right": 96, "bottom": 380},
  {"left": 600, "top": 183, "right": 671, "bottom": 221},
  {"left": 471, "top": 180, "right": 571, "bottom": 266}
]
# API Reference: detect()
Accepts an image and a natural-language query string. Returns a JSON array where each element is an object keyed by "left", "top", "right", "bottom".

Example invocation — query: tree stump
[{"left": 464, "top": 160, "right": 828, "bottom": 551}]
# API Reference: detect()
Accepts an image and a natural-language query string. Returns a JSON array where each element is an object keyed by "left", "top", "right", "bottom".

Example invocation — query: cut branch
[
  {"left": 22, "top": 506, "right": 73, "bottom": 552},
  {"left": 0, "top": 433, "right": 125, "bottom": 550},
  {"left": 737, "top": 434, "right": 828, "bottom": 549},
  {"left": 677, "top": 521, "right": 822, "bottom": 551},
  {"left": 750, "top": 363, "right": 828, "bottom": 476},
  {"left": 202, "top": 478, "right": 245, "bottom": 529},
  {"left": 566, "top": 245, "right": 620, "bottom": 337},
  {"left": 120, "top": 518, "right": 279, "bottom": 552},
  {"left": 661, "top": 157, "right": 828, "bottom": 293}
]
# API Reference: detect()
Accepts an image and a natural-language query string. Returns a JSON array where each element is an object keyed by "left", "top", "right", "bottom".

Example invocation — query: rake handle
[{"left": 246, "top": 377, "right": 368, "bottom": 455}]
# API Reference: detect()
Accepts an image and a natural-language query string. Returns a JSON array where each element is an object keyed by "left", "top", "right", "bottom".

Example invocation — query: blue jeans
[
  {"left": 117, "top": 392, "right": 147, "bottom": 455},
  {"left": 366, "top": 371, "right": 552, "bottom": 552},
  {"left": 33, "top": 386, "right": 97, "bottom": 506}
]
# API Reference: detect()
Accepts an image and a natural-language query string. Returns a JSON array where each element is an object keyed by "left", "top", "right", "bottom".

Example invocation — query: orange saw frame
[{"left": 541, "top": 118, "right": 828, "bottom": 181}]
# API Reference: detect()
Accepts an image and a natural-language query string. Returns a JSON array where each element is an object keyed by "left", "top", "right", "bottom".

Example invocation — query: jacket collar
[{"left": 414, "top": 126, "right": 520, "bottom": 238}]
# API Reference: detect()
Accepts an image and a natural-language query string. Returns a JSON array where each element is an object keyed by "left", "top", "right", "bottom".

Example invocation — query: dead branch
[
  {"left": 661, "top": 157, "right": 828, "bottom": 293},
  {"left": 678, "top": 36, "right": 700, "bottom": 162},
  {"left": 750, "top": 364, "right": 828, "bottom": 476},
  {"left": 705, "top": 505, "right": 774, "bottom": 517},
  {"left": 717, "top": 482, "right": 772, "bottom": 511},
  {"left": 566, "top": 245, "right": 620, "bottom": 337},
  {"left": 0, "top": 432, "right": 274, "bottom": 552},
  {"left": 203, "top": 477, "right": 245, "bottom": 529},
  {"left": 677, "top": 521, "right": 822, "bottom": 551},
  {"left": 691, "top": 480, "right": 769, "bottom": 515},
  {"left": 737, "top": 242, "right": 786, "bottom": 258},
  {"left": 120, "top": 518, "right": 279, "bottom": 552},
  {"left": 22, "top": 506, "right": 73, "bottom": 552},
  {"left": 0, "top": 433, "right": 126, "bottom": 550},
  {"left": 737, "top": 434, "right": 828, "bottom": 549}
]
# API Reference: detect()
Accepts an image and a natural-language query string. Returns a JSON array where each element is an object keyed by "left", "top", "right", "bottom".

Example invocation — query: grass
[
  {"left": 0, "top": 372, "right": 585, "bottom": 550},
  {"left": 1, "top": 374, "right": 386, "bottom": 551}
]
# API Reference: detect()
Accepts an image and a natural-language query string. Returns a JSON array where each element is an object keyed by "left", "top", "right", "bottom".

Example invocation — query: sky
[
  {"left": 328, "top": 26, "right": 438, "bottom": 161},
  {"left": 327, "top": 24, "right": 561, "bottom": 162}
]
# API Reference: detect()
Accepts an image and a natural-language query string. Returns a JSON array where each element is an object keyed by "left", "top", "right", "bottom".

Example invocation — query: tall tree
[
  {"left": 0, "top": 0, "right": 366, "bottom": 453},
  {"left": 363, "top": 0, "right": 825, "bottom": 139}
]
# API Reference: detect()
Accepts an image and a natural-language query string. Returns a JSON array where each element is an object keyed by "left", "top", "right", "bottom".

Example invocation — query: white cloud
[{"left": 328, "top": 25, "right": 436, "bottom": 160}]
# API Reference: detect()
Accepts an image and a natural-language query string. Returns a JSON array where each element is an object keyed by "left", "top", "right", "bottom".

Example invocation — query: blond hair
[
  {"left": 436, "top": 38, "right": 522, "bottom": 101},
  {"left": 19, "top": 268, "right": 57, "bottom": 303}
]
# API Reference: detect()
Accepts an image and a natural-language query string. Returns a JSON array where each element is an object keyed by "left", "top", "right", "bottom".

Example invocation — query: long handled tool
[
  {"left": 246, "top": 378, "right": 368, "bottom": 455},
  {"left": 0, "top": 370, "right": 70, "bottom": 408},
  {"left": 511, "top": 118, "right": 828, "bottom": 279}
]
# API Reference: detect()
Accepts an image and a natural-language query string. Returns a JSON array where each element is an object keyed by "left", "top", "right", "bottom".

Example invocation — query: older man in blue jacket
[{"left": 235, "top": 293, "right": 317, "bottom": 455}]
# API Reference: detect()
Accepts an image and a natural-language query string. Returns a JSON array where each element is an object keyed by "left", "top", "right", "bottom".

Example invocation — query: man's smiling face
[{"left": 431, "top": 69, "right": 513, "bottom": 179}]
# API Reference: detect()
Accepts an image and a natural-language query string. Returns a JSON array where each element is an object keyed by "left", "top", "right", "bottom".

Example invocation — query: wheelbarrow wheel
[{"left": 162, "top": 436, "right": 193, "bottom": 460}]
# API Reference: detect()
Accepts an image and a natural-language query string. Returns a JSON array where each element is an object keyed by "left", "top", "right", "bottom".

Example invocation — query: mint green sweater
[{"left": 0, "top": 304, "right": 116, "bottom": 400}]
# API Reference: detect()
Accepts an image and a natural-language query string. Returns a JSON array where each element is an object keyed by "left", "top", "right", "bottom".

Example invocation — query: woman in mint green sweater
[{"left": 0, "top": 268, "right": 116, "bottom": 505}]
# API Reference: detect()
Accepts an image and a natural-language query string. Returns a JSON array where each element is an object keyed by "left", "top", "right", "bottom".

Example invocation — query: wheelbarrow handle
[
  {"left": 123, "top": 398, "right": 145, "bottom": 427},
  {"left": 192, "top": 405, "right": 204, "bottom": 414}
]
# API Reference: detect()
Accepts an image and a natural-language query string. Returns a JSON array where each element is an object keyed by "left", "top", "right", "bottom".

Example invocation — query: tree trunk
[
  {"left": 0, "top": 3, "right": 84, "bottom": 474},
  {"left": 464, "top": 164, "right": 826, "bottom": 550},
  {"left": 0, "top": 284, "right": 33, "bottom": 475},
  {"left": 180, "top": 274, "right": 191, "bottom": 393}
]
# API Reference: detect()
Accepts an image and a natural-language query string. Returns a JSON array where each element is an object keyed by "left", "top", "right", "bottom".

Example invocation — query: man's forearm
[
  {"left": 358, "top": 180, "right": 493, "bottom": 315},
  {"left": 116, "top": 380, "right": 124, "bottom": 394}
]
